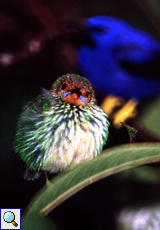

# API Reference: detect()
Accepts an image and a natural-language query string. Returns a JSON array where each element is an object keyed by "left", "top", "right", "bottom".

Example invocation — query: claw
[{"left": 45, "top": 171, "right": 52, "bottom": 186}]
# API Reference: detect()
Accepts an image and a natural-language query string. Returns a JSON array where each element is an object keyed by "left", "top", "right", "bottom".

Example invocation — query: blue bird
[{"left": 77, "top": 16, "right": 160, "bottom": 127}]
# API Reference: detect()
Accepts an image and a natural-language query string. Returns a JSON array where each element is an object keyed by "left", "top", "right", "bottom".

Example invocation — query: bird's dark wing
[{"left": 14, "top": 89, "right": 57, "bottom": 177}]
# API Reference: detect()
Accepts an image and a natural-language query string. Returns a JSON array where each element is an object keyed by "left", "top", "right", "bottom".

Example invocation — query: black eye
[
  {"left": 62, "top": 83, "right": 67, "bottom": 90},
  {"left": 86, "top": 91, "right": 91, "bottom": 97}
]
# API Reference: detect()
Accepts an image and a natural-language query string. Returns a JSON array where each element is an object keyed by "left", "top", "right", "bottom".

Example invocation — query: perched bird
[
  {"left": 14, "top": 74, "right": 109, "bottom": 181},
  {"left": 77, "top": 16, "right": 160, "bottom": 127}
]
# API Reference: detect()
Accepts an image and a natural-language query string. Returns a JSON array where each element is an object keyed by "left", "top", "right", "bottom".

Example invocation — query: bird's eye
[
  {"left": 86, "top": 91, "right": 91, "bottom": 97},
  {"left": 62, "top": 83, "right": 67, "bottom": 90}
]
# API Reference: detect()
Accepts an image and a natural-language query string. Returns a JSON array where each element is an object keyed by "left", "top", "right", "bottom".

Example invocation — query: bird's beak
[{"left": 62, "top": 88, "right": 86, "bottom": 106}]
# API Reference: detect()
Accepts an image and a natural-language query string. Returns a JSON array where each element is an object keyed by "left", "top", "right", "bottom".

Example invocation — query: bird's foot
[
  {"left": 102, "top": 96, "right": 138, "bottom": 128},
  {"left": 46, "top": 180, "right": 52, "bottom": 186},
  {"left": 45, "top": 171, "right": 52, "bottom": 186}
]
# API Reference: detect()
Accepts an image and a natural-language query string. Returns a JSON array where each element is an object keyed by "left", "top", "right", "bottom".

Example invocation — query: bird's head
[{"left": 50, "top": 74, "right": 96, "bottom": 106}]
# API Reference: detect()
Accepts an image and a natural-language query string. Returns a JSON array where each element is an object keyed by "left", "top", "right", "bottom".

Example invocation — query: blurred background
[{"left": 1, "top": 0, "right": 160, "bottom": 229}]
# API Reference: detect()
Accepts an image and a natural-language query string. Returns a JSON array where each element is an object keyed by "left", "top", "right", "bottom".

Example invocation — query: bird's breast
[{"left": 41, "top": 103, "right": 108, "bottom": 172}]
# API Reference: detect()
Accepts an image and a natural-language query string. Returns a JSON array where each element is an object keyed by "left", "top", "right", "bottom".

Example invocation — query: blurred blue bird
[
  {"left": 77, "top": 16, "right": 160, "bottom": 100},
  {"left": 77, "top": 16, "right": 160, "bottom": 126}
]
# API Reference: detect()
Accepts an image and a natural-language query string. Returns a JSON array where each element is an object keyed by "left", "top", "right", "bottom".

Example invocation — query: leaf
[
  {"left": 119, "top": 166, "right": 160, "bottom": 184},
  {"left": 21, "top": 214, "right": 57, "bottom": 230},
  {"left": 140, "top": 96, "right": 160, "bottom": 138},
  {"left": 24, "top": 143, "right": 160, "bottom": 218}
]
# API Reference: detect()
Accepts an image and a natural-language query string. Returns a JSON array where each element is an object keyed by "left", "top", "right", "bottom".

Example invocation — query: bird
[
  {"left": 78, "top": 15, "right": 160, "bottom": 100},
  {"left": 77, "top": 16, "right": 160, "bottom": 127},
  {"left": 14, "top": 74, "right": 110, "bottom": 181}
]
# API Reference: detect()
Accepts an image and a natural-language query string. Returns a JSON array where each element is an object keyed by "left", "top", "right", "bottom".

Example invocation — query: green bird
[{"left": 14, "top": 74, "right": 110, "bottom": 181}]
